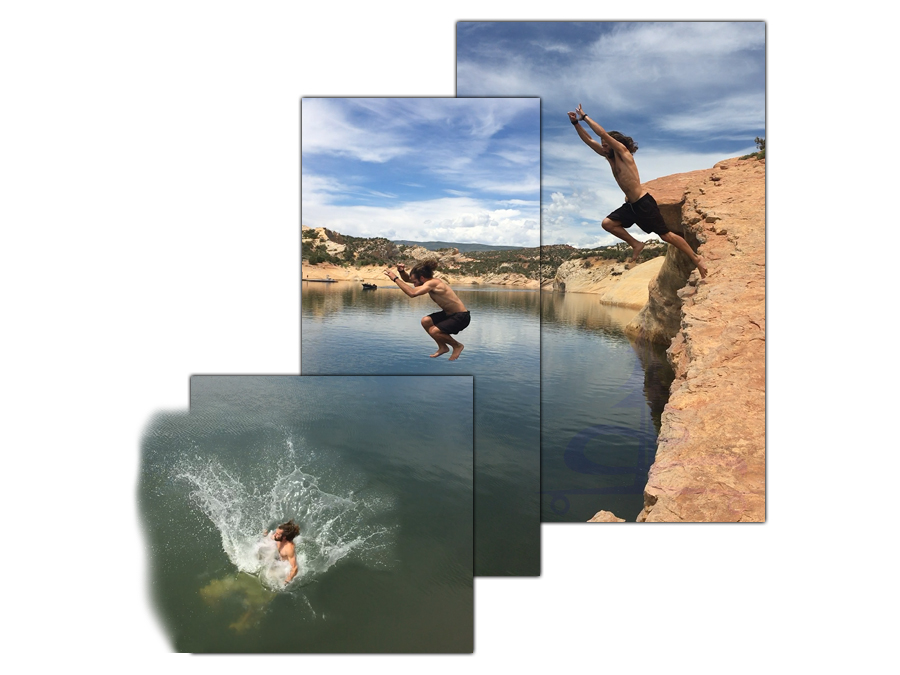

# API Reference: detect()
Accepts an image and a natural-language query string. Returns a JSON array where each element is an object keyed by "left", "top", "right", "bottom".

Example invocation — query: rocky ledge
[{"left": 630, "top": 157, "right": 766, "bottom": 522}]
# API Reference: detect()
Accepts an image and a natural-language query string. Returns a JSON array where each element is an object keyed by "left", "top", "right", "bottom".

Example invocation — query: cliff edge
[{"left": 632, "top": 157, "right": 766, "bottom": 522}]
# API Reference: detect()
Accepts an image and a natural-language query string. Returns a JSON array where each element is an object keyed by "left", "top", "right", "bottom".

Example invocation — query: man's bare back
[
  {"left": 276, "top": 539, "right": 295, "bottom": 562},
  {"left": 389, "top": 263, "right": 467, "bottom": 314},
  {"left": 422, "top": 278, "right": 467, "bottom": 314},
  {"left": 603, "top": 147, "right": 644, "bottom": 204},
  {"left": 570, "top": 104, "right": 644, "bottom": 203},
  {"left": 266, "top": 522, "right": 299, "bottom": 584}
]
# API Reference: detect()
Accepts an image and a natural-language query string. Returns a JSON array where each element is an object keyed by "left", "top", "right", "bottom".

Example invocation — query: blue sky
[
  {"left": 457, "top": 21, "right": 766, "bottom": 247},
  {"left": 301, "top": 98, "right": 540, "bottom": 247}
]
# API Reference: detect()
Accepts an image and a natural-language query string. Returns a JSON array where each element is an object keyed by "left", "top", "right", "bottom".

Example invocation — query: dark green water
[
  {"left": 301, "top": 281, "right": 540, "bottom": 576},
  {"left": 540, "top": 292, "right": 674, "bottom": 522},
  {"left": 139, "top": 375, "right": 473, "bottom": 653}
]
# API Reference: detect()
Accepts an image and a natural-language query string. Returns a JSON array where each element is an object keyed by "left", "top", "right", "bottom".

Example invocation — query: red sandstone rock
[
  {"left": 630, "top": 157, "right": 766, "bottom": 522},
  {"left": 587, "top": 510, "right": 626, "bottom": 523}
]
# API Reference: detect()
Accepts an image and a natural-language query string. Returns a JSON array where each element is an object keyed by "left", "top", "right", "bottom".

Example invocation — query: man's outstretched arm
[
  {"left": 575, "top": 104, "right": 627, "bottom": 156},
  {"left": 568, "top": 111, "right": 607, "bottom": 156},
  {"left": 384, "top": 269, "right": 435, "bottom": 298}
]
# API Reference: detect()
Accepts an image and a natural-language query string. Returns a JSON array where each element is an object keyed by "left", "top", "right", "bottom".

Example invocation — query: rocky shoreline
[
  {"left": 302, "top": 255, "right": 667, "bottom": 306},
  {"left": 302, "top": 262, "right": 539, "bottom": 289},
  {"left": 548, "top": 256, "right": 665, "bottom": 309}
]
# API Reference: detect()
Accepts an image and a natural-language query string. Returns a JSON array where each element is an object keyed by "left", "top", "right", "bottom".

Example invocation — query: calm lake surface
[
  {"left": 140, "top": 375, "right": 473, "bottom": 653},
  {"left": 302, "top": 281, "right": 540, "bottom": 576},
  {"left": 541, "top": 292, "right": 674, "bottom": 522}
]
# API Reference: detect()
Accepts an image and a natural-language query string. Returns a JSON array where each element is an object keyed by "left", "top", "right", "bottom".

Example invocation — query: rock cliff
[
  {"left": 553, "top": 257, "right": 665, "bottom": 309},
  {"left": 629, "top": 157, "right": 766, "bottom": 522}
]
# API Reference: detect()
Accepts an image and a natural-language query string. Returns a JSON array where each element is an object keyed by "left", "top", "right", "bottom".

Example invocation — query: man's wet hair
[
  {"left": 277, "top": 519, "right": 301, "bottom": 542},
  {"left": 410, "top": 259, "right": 439, "bottom": 280},
  {"left": 609, "top": 131, "right": 638, "bottom": 154}
]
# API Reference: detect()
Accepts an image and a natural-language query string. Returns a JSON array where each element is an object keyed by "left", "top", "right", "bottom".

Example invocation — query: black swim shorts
[
  {"left": 606, "top": 193, "right": 670, "bottom": 236},
  {"left": 429, "top": 310, "right": 471, "bottom": 335}
]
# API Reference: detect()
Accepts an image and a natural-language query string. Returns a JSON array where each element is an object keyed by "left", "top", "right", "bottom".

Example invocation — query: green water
[{"left": 139, "top": 375, "right": 474, "bottom": 653}]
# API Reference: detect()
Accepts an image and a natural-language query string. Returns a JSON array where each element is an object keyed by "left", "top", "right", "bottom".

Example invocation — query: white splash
[{"left": 174, "top": 439, "right": 395, "bottom": 592}]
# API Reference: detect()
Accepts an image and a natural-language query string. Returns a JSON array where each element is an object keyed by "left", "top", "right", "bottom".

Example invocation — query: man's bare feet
[
  {"left": 631, "top": 241, "right": 645, "bottom": 262},
  {"left": 430, "top": 346, "right": 450, "bottom": 358},
  {"left": 449, "top": 344, "right": 464, "bottom": 361},
  {"left": 695, "top": 258, "right": 708, "bottom": 279}
]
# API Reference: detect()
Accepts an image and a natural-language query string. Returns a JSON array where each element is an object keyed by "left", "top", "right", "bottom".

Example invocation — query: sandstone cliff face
[
  {"left": 631, "top": 157, "right": 766, "bottom": 522},
  {"left": 553, "top": 256, "right": 665, "bottom": 309}
]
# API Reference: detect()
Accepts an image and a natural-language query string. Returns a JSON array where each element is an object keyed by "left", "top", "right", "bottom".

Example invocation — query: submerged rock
[{"left": 199, "top": 573, "right": 277, "bottom": 633}]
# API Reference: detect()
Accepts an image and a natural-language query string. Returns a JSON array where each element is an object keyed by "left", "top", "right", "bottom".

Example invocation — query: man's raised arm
[
  {"left": 575, "top": 104, "right": 627, "bottom": 156},
  {"left": 568, "top": 110, "right": 607, "bottom": 157}
]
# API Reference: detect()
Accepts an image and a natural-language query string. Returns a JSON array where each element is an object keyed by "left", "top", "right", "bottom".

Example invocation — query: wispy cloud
[
  {"left": 301, "top": 99, "right": 411, "bottom": 163},
  {"left": 301, "top": 98, "right": 541, "bottom": 246}
]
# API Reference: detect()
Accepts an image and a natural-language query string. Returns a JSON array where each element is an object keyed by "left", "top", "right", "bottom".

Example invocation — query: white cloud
[
  {"left": 302, "top": 196, "right": 539, "bottom": 247},
  {"left": 592, "top": 22, "right": 764, "bottom": 58},
  {"left": 457, "top": 22, "right": 765, "bottom": 132},
  {"left": 657, "top": 93, "right": 766, "bottom": 135},
  {"left": 302, "top": 99, "right": 540, "bottom": 246},
  {"left": 301, "top": 99, "right": 412, "bottom": 163}
]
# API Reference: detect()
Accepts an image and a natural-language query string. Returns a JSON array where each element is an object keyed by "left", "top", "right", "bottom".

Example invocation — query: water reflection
[
  {"left": 302, "top": 282, "right": 540, "bottom": 576},
  {"left": 541, "top": 291, "right": 674, "bottom": 522}
]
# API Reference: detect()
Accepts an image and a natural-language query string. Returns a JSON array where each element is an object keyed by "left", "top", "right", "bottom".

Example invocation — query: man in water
[
  {"left": 263, "top": 520, "right": 300, "bottom": 584},
  {"left": 568, "top": 103, "right": 708, "bottom": 278},
  {"left": 384, "top": 259, "right": 470, "bottom": 360}
]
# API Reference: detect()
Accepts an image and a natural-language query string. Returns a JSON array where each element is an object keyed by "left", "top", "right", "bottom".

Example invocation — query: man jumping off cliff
[
  {"left": 384, "top": 260, "right": 470, "bottom": 360},
  {"left": 568, "top": 104, "right": 708, "bottom": 278}
]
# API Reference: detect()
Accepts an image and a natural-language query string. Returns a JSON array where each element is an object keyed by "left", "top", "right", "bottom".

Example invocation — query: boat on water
[
  {"left": 303, "top": 276, "right": 337, "bottom": 283},
  {"left": 362, "top": 283, "right": 377, "bottom": 290}
]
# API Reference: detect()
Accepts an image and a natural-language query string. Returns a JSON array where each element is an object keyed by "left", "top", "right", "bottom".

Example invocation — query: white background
[{"left": 2, "top": 2, "right": 896, "bottom": 672}]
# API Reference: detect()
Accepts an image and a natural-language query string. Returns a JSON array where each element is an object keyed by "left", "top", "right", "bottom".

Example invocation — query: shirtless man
[
  {"left": 384, "top": 259, "right": 470, "bottom": 360},
  {"left": 568, "top": 103, "right": 707, "bottom": 278},
  {"left": 263, "top": 519, "right": 300, "bottom": 584}
]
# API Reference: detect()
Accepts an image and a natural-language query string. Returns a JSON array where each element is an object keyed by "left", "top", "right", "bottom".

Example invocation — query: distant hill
[
  {"left": 392, "top": 240, "right": 526, "bottom": 253},
  {"left": 302, "top": 225, "right": 665, "bottom": 282}
]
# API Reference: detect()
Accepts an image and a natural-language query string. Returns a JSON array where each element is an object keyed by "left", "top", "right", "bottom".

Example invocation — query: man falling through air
[
  {"left": 568, "top": 104, "right": 708, "bottom": 278},
  {"left": 385, "top": 259, "right": 470, "bottom": 360}
]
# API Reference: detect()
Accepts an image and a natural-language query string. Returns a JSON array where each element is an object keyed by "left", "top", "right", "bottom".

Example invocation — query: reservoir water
[
  {"left": 302, "top": 281, "right": 540, "bottom": 576},
  {"left": 540, "top": 292, "right": 674, "bottom": 522},
  {"left": 140, "top": 375, "right": 474, "bottom": 653}
]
